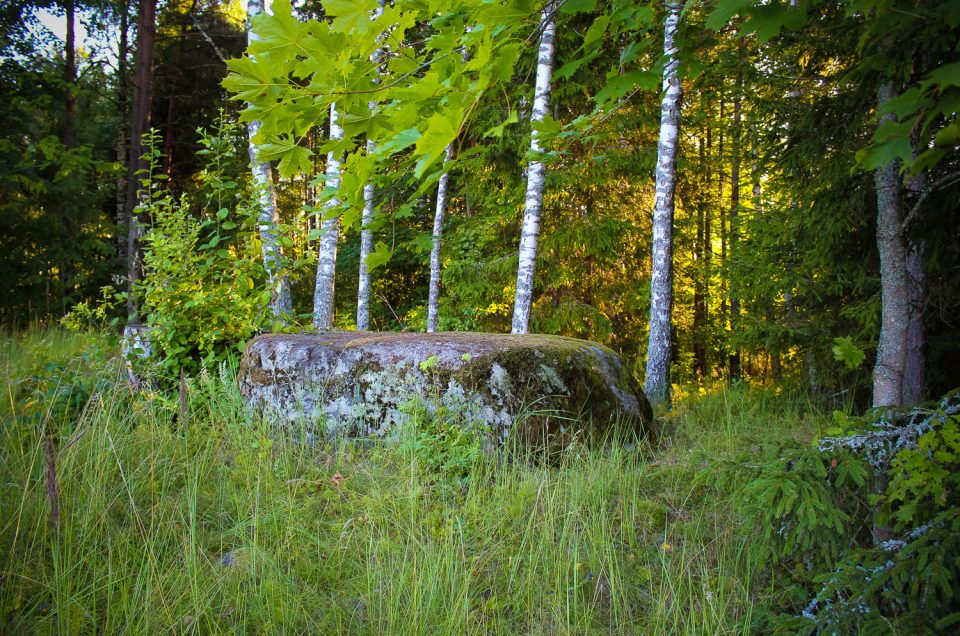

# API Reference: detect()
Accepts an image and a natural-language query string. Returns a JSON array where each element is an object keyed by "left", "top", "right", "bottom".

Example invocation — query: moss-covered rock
[{"left": 238, "top": 331, "right": 652, "bottom": 445}]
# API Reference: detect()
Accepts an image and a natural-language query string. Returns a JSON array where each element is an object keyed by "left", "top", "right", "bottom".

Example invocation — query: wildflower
[{"left": 660, "top": 541, "right": 672, "bottom": 553}]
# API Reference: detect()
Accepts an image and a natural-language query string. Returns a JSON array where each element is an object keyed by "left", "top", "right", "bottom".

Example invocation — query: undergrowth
[{"left": 1, "top": 329, "right": 955, "bottom": 634}]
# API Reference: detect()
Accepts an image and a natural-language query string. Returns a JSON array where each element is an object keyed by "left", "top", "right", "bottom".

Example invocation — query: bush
[{"left": 134, "top": 118, "right": 287, "bottom": 383}]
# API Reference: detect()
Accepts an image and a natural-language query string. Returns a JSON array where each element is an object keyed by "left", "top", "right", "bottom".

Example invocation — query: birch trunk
[
  {"left": 356, "top": 161, "right": 375, "bottom": 331},
  {"left": 510, "top": 1, "right": 556, "bottom": 335},
  {"left": 872, "top": 82, "right": 909, "bottom": 407},
  {"left": 247, "top": 0, "right": 292, "bottom": 321},
  {"left": 356, "top": 0, "right": 385, "bottom": 332},
  {"left": 426, "top": 144, "right": 454, "bottom": 333},
  {"left": 314, "top": 103, "right": 343, "bottom": 330},
  {"left": 643, "top": 0, "right": 683, "bottom": 407}
]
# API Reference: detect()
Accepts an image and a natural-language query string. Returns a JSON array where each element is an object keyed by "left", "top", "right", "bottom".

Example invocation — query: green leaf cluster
[{"left": 135, "top": 119, "right": 287, "bottom": 382}]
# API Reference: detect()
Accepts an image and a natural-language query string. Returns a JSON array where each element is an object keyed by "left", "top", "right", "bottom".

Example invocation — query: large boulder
[{"left": 238, "top": 331, "right": 652, "bottom": 446}]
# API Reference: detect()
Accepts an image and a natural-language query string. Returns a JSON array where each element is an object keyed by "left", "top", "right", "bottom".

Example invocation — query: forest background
[{"left": 2, "top": 0, "right": 958, "bottom": 407}]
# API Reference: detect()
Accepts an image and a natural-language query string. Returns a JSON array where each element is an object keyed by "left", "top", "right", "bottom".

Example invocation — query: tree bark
[
  {"left": 356, "top": 159, "right": 375, "bottom": 331},
  {"left": 902, "top": 170, "right": 926, "bottom": 406},
  {"left": 693, "top": 134, "right": 707, "bottom": 379},
  {"left": 426, "top": 144, "right": 454, "bottom": 333},
  {"left": 124, "top": 0, "right": 157, "bottom": 322},
  {"left": 314, "top": 103, "right": 343, "bottom": 330},
  {"left": 247, "top": 0, "right": 292, "bottom": 322},
  {"left": 116, "top": 0, "right": 129, "bottom": 262},
  {"left": 63, "top": 0, "right": 76, "bottom": 149},
  {"left": 356, "top": 0, "right": 385, "bottom": 332},
  {"left": 872, "top": 82, "right": 909, "bottom": 408},
  {"left": 511, "top": 1, "right": 556, "bottom": 334},
  {"left": 644, "top": 0, "right": 683, "bottom": 407},
  {"left": 729, "top": 73, "right": 742, "bottom": 382}
]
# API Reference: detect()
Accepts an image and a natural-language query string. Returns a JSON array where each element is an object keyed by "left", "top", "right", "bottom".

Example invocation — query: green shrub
[{"left": 135, "top": 118, "right": 285, "bottom": 383}]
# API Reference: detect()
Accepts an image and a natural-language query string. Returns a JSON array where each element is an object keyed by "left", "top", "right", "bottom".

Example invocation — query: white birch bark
[
  {"left": 426, "top": 144, "right": 454, "bottom": 333},
  {"left": 356, "top": 160, "right": 375, "bottom": 331},
  {"left": 644, "top": 0, "right": 683, "bottom": 407},
  {"left": 872, "top": 82, "right": 909, "bottom": 407},
  {"left": 510, "top": 1, "right": 556, "bottom": 335},
  {"left": 247, "top": 0, "right": 291, "bottom": 321},
  {"left": 314, "top": 102, "right": 343, "bottom": 330},
  {"left": 356, "top": 0, "right": 385, "bottom": 332}
]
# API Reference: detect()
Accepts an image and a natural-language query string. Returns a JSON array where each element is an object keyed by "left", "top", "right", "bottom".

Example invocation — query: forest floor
[{"left": 1, "top": 328, "right": 834, "bottom": 634}]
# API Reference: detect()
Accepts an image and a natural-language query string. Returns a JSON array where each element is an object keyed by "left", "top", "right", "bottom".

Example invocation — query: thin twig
[{"left": 190, "top": 10, "right": 227, "bottom": 63}]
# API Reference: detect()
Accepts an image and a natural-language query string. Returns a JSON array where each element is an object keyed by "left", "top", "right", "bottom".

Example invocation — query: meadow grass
[{"left": 1, "top": 328, "right": 828, "bottom": 634}]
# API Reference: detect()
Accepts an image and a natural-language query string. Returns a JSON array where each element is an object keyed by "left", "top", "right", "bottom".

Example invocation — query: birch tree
[
  {"left": 247, "top": 0, "right": 292, "bottom": 322},
  {"left": 426, "top": 144, "right": 454, "bottom": 333},
  {"left": 314, "top": 103, "right": 343, "bottom": 330},
  {"left": 356, "top": 0, "right": 385, "bottom": 332},
  {"left": 510, "top": 0, "right": 556, "bottom": 335},
  {"left": 644, "top": 0, "right": 683, "bottom": 407}
]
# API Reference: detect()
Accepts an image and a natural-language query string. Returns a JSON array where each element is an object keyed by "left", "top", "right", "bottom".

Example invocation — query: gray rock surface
[{"left": 238, "top": 331, "right": 652, "bottom": 446}]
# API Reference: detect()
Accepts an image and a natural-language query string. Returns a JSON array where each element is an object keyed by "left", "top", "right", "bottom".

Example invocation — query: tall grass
[{"left": 1, "top": 329, "right": 827, "bottom": 634}]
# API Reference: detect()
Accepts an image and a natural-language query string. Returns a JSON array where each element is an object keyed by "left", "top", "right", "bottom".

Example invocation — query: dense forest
[
  {"left": 2, "top": 0, "right": 957, "bottom": 406},
  {"left": 1, "top": 0, "right": 959, "bottom": 632}
]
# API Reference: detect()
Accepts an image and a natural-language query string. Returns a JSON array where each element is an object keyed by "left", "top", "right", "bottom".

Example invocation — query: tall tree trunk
[
  {"left": 511, "top": 1, "right": 556, "bottom": 334},
  {"left": 426, "top": 144, "right": 454, "bottom": 333},
  {"left": 63, "top": 0, "right": 76, "bottom": 148},
  {"left": 903, "top": 244, "right": 925, "bottom": 405},
  {"left": 693, "top": 135, "right": 707, "bottom": 380},
  {"left": 356, "top": 163, "right": 375, "bottom": 331},
  {"left": 116, "top": 0, "right": 129, "bottom": 262},
  {"left": 902, "top": 169, "right": 927, "bottom": 406},
  {"left": 314, "top": 103, "right": 343, "bottom": 330},
  {"left": 59, "top": 0, "right": 77, "bottom": 302},
  {"left": 124, "top": 0, "right": 157, "bottom": 322},
  {"left": 872, "top": 82, "right": 909, "bottom": 408},
  {"left": 247, "top": 0, "right": 292, "bottom": 322},
  {"left": 729, "top": 73, "right": 742, "bottom": 382},
  {"left": 644, "top": 0, "right": 683, "bottom": 407},
  {"left": 356, "top": 0, "right": 385, "bottom": 332}
]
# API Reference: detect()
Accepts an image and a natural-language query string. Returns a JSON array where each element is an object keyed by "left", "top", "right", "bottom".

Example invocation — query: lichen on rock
[{"left": 238, "top": 331, "right": 652, "bottom": 446}]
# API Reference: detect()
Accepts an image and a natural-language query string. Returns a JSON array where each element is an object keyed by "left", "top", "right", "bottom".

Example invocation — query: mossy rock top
[{"left": 238, "top": 331, "right": 652, "bottom": 445}]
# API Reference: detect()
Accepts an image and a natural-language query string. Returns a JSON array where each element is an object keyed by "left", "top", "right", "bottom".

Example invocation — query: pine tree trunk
[
  {"left": 729, "top": 74, "right": 742, "bottom": 382},
  {"left": 314, "top": 103, "right": 343, "bottom": 331},
  {"left": 124, "top": 0, "right": 156, "bottom": 322},
  {"left": 872, "top": 82, "right": 909, "bottom": 408},
  {"left": 115, "top": 1, "right": 128, "bottom": 263},
  {"left": 427, "top": 144, "right": 454, "bottom": 333},
  {"left": 63, "top": 0, "right": 76, "bottom": 149},
  {"left": 247, "top": 0, "right": 292, "bottom": 322},
  {"left": 903, "top": 243, "right": 925, "bottom": 405},
  {"left": 902, "top": 170, "right": 927, "bottom": 406},
  {"left": 693, "top": 135, "right": 707, "bottom": 380},
  {"left": 356, "top": 0, "right": 385, "bottom": 332},
  {"left": 511, "top": 1, "right": 556, "bottom": 335},
  {"left": 644, "top": 0, "right": 683, "bottom": 407}
]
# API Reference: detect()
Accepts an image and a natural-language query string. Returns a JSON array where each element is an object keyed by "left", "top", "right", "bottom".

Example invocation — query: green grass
[{"left": 1, "top": 329, "right": 828, "bottom": 634}]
